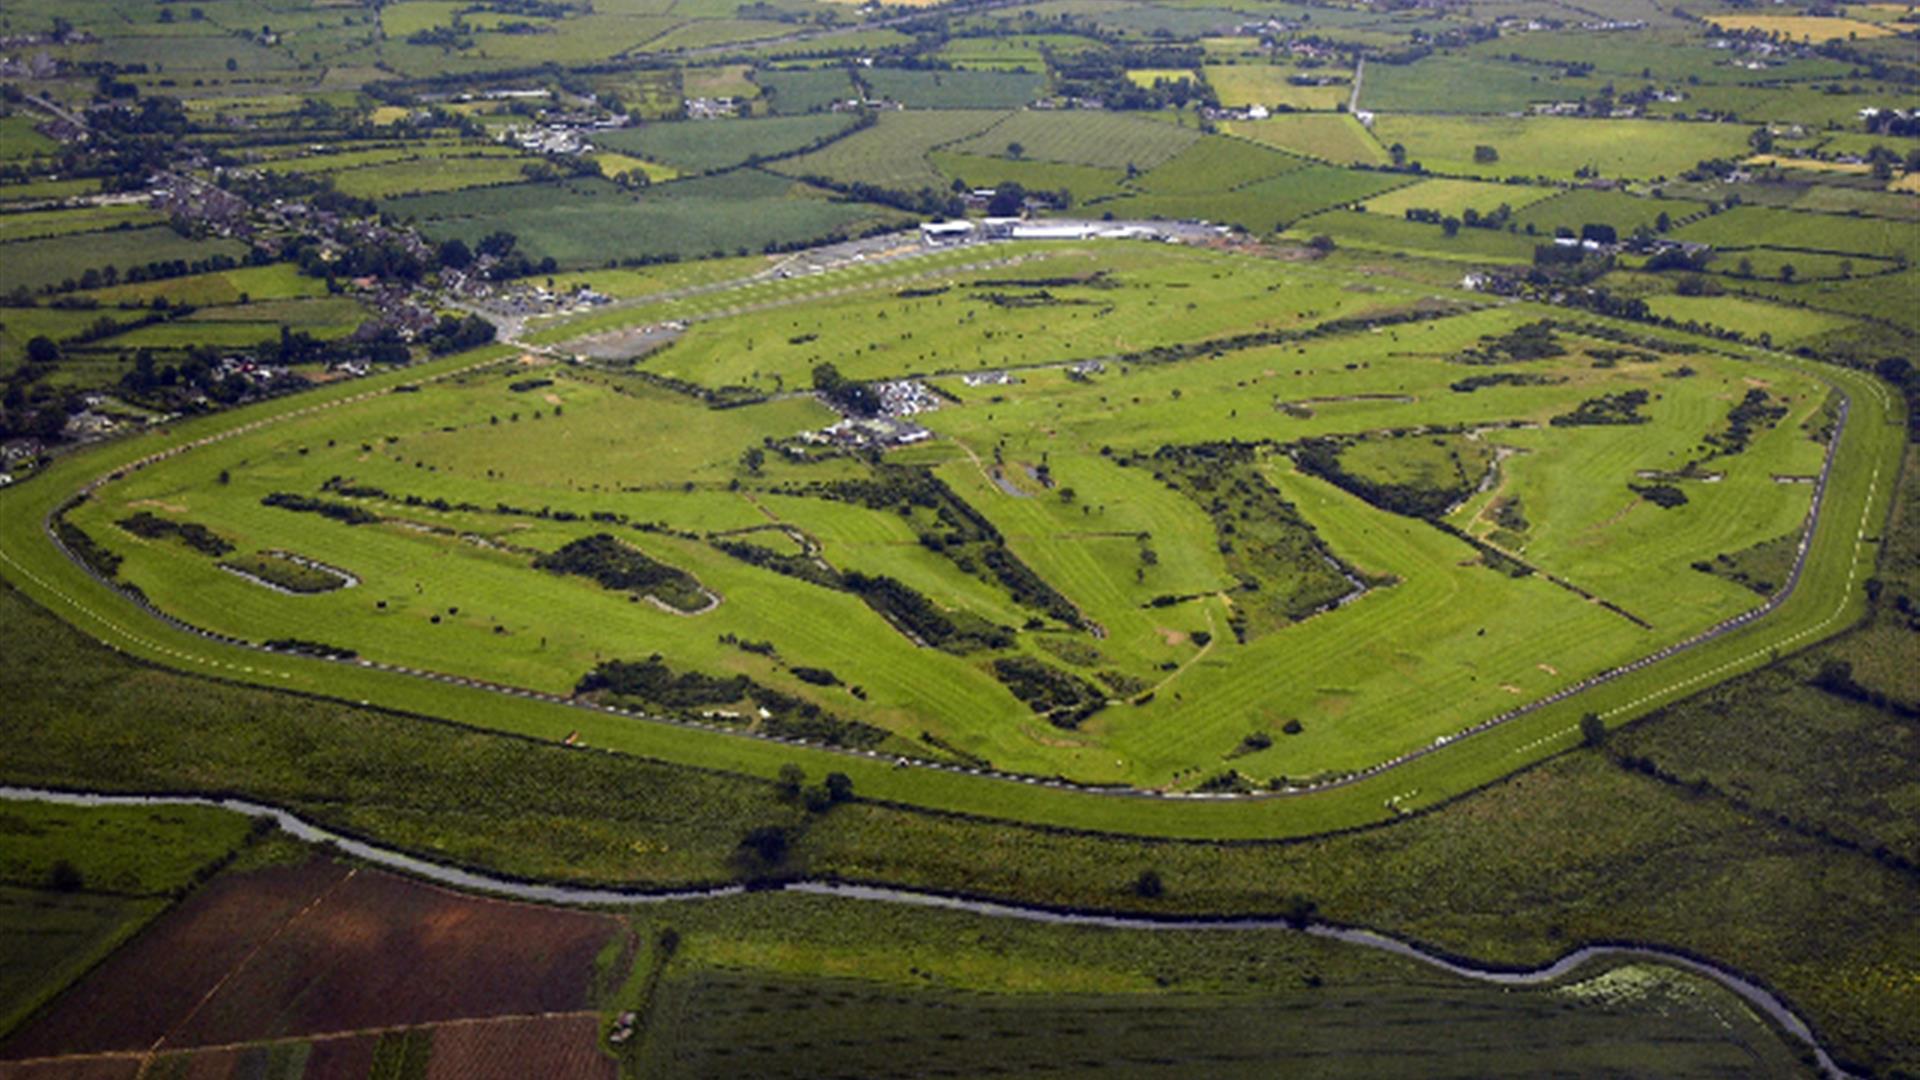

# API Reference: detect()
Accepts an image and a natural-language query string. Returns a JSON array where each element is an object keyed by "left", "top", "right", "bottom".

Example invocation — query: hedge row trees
[{"left": 811, "top": 362, "right": 878, "bottom": 415}]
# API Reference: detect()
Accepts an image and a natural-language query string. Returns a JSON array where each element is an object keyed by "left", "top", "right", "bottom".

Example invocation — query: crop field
[
  {"left": 944, "top": 109, "right": 1204, "bottom": 170},
  {"left": 1220, "top": 114, "right": 1389, "bottom": 165},
  {"left": 1368, "top": 116, "right": 1756, "bottom": 180},
  {"left": 385, "top": 172, "right": 908, "bottom": 265},
  {"left": 770, "top": 109, "right": 1009, "bottom": 190},
  {"left": 1, "top": 855, "right": 621, "bottom": 1066},
  {"left": 594, "top": 113, "right": 859, "bottom": 173},
  {"left": 1707, "top": 13, "right": 1897, "bottom": 41},
  {"left": 0, "top": 801, "right": 255, "bottom": 1038}
]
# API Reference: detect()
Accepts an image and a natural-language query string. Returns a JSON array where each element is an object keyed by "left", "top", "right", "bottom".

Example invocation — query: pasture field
[
  {"left": 0, "top": 204, "right": 162, "bottom": 245},
  {"left": 1728, "top": 266, "right": 1920, "bottom": 333},
  {"left": 1361, "top": 54, "right": 1610, "bottom": 115},
  {"left": 754, "top": 67, "right": 858, "bottom": 113},
  {"left": 0, "top": 115, "right": 59, "bottom": 161},
  {"left": 595, "top": 150, "right": 680, "bottom": 183},
  {"left": 594, "top": 113, "right": 859, "bottom": 173},
  {"left": 863, "top": 67, "right": 1047, "bottom": 108},
  {"left": 1645, "top": 80, "right": 1920, "bottom": 128},
  {"left": 1643, "top": 293, "right": 1858, "bottom": 343},
  {"left": 1360, "top": 178, "right": 1560, "bottom": 219},
  {"left": 769, "top": 109, "right": 1010, "bottom": 190},
  {"left": 4, "top": 227, "right": 249, "bottom": 294},
  {"left": 1286, "top": 209, "right": 1541, "bottom": 262},
  {"left": 1512, "top": 189, "right": 1708, "bottom": 235},
  {"left": 1675, "top": 204, "right": 1920, "bottom": 262},
  {"left": 927, "top": 150, "right": 1129, "bottom": 201},
  {"left": 384, "top": 172, "right": 909, "bottom": 265},
  {"left": 1097, "top": 163, "right": 1404, "bottom": 230},
  {"left": 326, "top": 153, "right": 537, "bottom": 199},
  {"left": 1221, "top": 113, "right": 1389, "bottom": 165},
  {"left": 1128, "top": 133, "right": 1307, "bottom": 193},
  {"left": 944, "top": 109, "right": 1203, "bottom": 170},
  {"left": 1368, "top": 116, "right": 1756, "bottom": 181},
  {"left": 0, "top": 177, "right": 102, "bottom": 204},
  {"left": 1203, "top": 63, "right": 1351, "bottom": 111}
]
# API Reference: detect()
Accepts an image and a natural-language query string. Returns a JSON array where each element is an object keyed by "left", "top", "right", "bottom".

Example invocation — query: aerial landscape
[{"left": 0, "top": 0, "right": 1914, "bottom": 1074}]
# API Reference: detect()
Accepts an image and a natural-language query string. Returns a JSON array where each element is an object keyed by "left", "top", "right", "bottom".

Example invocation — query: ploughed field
[{"left": 63, "top": 242, "right": 1837, "bottom": 790}]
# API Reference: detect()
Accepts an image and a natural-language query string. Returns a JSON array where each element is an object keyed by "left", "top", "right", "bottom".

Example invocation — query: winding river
[{"left": 2, "top": 785, "right": 1853, "bottom": 1078}]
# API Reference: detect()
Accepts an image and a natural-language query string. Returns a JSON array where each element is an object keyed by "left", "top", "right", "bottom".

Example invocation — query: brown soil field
[
  {"left": 1, "top": 858, "right": 623, "bottom": 1070},
  {"left": 2, "top": 859, "right": 351, "bottom": 1059},
  {"left": 299, "top": 1036, "right": 376, "bottom": 1080},
  {"left": 426, "top": 1015, "right": 614, "bottom": 1080}
]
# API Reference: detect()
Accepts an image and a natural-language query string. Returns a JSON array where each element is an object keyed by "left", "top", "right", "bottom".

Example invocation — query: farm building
[{"left": 920, "top": 220, "right": 976, "bottom": 246}]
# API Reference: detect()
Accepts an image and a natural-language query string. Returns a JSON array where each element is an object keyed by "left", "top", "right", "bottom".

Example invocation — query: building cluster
[{"left": 685, "top": 96, "right": 745, "bottom": 119}]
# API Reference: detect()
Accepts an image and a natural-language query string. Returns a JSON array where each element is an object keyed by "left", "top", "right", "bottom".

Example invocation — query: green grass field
[
  {"left": 1221, "top": 114, "right": 1388, "bottom": 166},
  {"left": 863, "top": 67, "right": 1046, "bottom": 109},
  {"left": 1369, "top": 116, "right": 1756, "bottom": 181},
  {"left": 385, "top": 171, "right": 907, "bottom": 265},
  {"left": 944, "top": 109, "right": 1203, "bottom": 171},
  {"left": 770, "top": 109, "right": 1009, "bottom": 191},
  {"left": 3, "top": 227, "right": 249, "bottom": 294},
  {"left": 594, "top": 113, "right": 858, "bottom": 173},
  {"left": 1204, "top": 63, "right": 1351, "bottom": 111}
]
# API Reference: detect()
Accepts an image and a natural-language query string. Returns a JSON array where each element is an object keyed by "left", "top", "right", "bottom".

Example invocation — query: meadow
[
  {"left": 4, "top": 227, "right": 249, "bottom": 294},
  {"left": 1368, "top": 116, "right": 1756, "bottom": 181},
  {"left": 862, "top": 67, "right": 1047, "bottom": 109},
  {"left": 943, "top": 109, "right": 1203, "bottom": 170},
  {"left": 593, "top": 113, "right": 859, "bottom": 174},
  {"left": 1204, "top": 63, "right": 1351, "bottom": 111},
  {"left": 770, "top": 109, "right": 1010, "bottom": 190},
  {"left": 1220, "top": 114, "right": 1389, "bottom": 165},
  {"left": 384, "top": 171, "right": 908, "bottom": 265}
]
